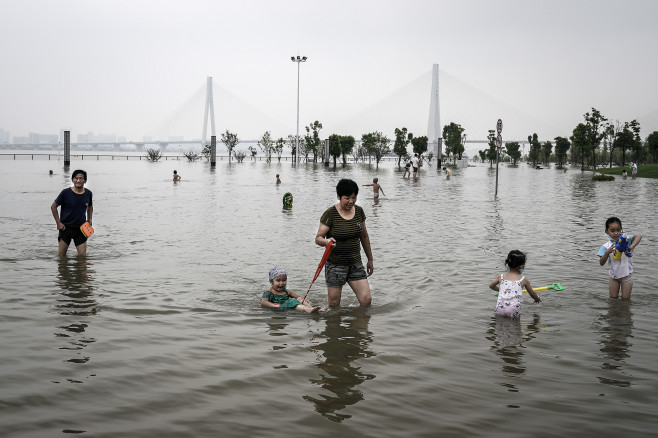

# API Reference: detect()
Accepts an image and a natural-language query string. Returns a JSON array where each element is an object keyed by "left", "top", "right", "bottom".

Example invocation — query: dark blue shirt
[{"left": 54, "top": 188, "right": 93, "bottom": 227}]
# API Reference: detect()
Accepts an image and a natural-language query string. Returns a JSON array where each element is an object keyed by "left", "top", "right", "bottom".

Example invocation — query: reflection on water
[
  {"left": 486, "top": 313, "right": 541, "bottom": 397},
  {"left": 597, "top": 300, "right": 633, "bottom": 388},
  {"left": 55, "top": 257, "right": 97, "bottom": 369},
  {"left": 266, "top": 315, "right": 292, "bottom": 354},
  {"left": 1, "top": 160, "right": 657, "bottom": 436},
  {"left": 304, "top": 308, "right": 375, "bottom": 422}
]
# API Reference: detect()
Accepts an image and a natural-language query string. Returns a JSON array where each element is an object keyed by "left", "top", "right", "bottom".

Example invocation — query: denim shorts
[
  {"left": 58, "top": 226, "right": 88, "bottom": 247},
  {"left": 325, "top": 261, "right": 367, "bottom": 287}
]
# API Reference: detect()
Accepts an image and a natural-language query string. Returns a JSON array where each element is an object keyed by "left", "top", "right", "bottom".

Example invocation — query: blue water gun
[{"left": 613, "top": 233, "right": 632, "bottom": 260}]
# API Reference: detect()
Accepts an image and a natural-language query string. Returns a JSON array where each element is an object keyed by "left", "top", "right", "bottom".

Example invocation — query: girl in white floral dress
[{"left": 489, "top": 250, "right": 541, "bottom": 318}]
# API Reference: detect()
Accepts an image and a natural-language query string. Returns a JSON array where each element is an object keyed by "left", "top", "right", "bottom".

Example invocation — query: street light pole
[{"left": 291, "top": 55, "right": 307, "bottom": 167}]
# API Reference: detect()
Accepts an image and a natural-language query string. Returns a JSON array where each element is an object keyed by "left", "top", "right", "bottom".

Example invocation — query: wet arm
[
  {"left": 523, "top": 279, "right": 541, "bottom": 303},
  {"left": 360, "top": 222, "right": 374, "bottom": 276},
  {"left": 87, "top": 205, "right": 93, "bottom": 224},
  {"left": 315, "top": 223, "right": 335, "bottom": 247},
  {"left": 260, "top": 298, "right": 278, "bottom": 308},
  {"left": 599, "top": 245, "right": 615, "bottom": 266},
  {"left": 489, "top": 276, "right": 500, "bottom": 292},
  {"left": 629, "top": 234, "right": 642, "bottom": 253},
  {"left": 51, "top": 202, "right": 65, "bottom": 230}
]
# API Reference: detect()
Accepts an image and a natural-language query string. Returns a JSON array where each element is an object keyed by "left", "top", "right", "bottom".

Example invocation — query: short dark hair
[
  {"left": 505, "top": 250, "right": 526, "bottom": 269},
  {"left": 336, "top": 178, "right": 359, "bottom": 197},
  {"left": 605, "top": 216, "right": 622, "bottom": 231},
  {"left": 71, "top": 169, "right": 87, "bottom": 181}
]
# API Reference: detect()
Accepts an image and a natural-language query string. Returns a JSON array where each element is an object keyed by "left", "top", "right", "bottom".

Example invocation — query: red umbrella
[{"left": 300, "top": 243, "right": 334, "bottom": 304}]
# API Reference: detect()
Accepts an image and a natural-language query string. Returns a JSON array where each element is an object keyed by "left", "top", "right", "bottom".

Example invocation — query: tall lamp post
[{"left": 291, "top": 55, "right": 307, "bottom": 167}]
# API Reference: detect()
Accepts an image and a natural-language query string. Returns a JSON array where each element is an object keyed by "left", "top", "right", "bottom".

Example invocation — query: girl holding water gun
[{"left": 598, "top": 216, "right": 642, "bottom": 299}]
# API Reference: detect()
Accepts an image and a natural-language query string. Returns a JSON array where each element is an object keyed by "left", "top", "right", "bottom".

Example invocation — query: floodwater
[{"left": 1, "top": 156, "right": 657, "bottom": 437}]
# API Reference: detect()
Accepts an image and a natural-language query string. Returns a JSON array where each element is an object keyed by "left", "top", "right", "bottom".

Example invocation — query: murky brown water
[{"left": 1, "top": 156, "right": 657, "bottom": 437}]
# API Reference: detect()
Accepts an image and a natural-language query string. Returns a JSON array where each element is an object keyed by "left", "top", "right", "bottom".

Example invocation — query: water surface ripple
[{"left": 0, "top": 159, "right": 656, "bottom": 437}]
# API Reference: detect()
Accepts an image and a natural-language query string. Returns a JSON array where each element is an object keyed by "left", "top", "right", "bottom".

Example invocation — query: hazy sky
[{"left": 2, "top": 0, "right": 657, "bottom": 142}]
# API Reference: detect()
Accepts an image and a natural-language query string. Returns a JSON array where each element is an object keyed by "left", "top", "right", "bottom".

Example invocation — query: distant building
[
  {"left": 29, "top": 133, "right": 58, "bottom": 144},
  {"left": 13, "top": 136, "right": 30, "bottom": 144},
  {"left": 77, "top": 131, "right": 117, "bottom": 143},
  {"left": 0, "top": 128, "right": 9, "bottom": 143}
]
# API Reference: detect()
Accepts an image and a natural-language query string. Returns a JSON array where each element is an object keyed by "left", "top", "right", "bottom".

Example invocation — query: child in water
[
  {"left": 276, "top": 174, "right": 281, "bottom": 184},
  {"left": 363, "top": 178, "right": 385, "bottom": 198},
  {"left": 403, "top": 161, "right": 411, "bottom": 178},
  {"left": 489, "top": 250, "right": 541, "bottom": 318},
  {"left": 260, "top": 267, "right": 323, "bottom": 313},
  {"left": 598, "top": 216, "right": 642, "bottom": 299},
  {"left": 173, "top": 170, "right": 181, "bottom": 181}
]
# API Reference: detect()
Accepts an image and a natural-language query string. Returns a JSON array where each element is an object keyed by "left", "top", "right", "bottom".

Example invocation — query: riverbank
[{"left": 592, "top": 163, "right": 658, "bottom": 178}]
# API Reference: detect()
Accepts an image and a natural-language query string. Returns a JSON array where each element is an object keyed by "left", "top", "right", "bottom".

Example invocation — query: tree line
[
  {"left": 476, "top": 108, "right": 658, "bottom": 169},
  {"left": 198, "top": 108, "right": 658, "bottom": 168},
  {"left": 200, "top": 122, "right": 433, "bottom": 166}
]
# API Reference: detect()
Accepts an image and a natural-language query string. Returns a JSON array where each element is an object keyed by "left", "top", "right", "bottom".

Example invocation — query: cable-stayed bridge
[{"left": 6, "top": 65, "right": 655, "bottom": 154}]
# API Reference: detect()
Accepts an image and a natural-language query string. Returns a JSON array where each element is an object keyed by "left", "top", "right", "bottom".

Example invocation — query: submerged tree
[
  {"left": 304, "top": 121, "right": 323, "bottom": 162},
  {"left": 527, "top": 133, "right": 541, "bottom": 167},
  {"left": 583, "top": 108, "right": 607, "bottom": 169},
  {"left": 221, "top": 130, "right": 239, "bottom": 164},
  {"left": 340, "top": 135, "right": 355, "bottom": 164},
  {"left": 505, "top": 141, "right": 521, "bottom": 165},
  {"left": 614, "top": 121, "right": 641, "bottom": 167},
  {"left": 647, "top": 131, "right": 658, "bottom": 163},
  {"left": 443, "top": 122, "right": 465, "bottom": 162},
  {"left": 258, "top": 131, "right": 274, "bottom": 162},
  {"left": 274, "top": 138, "right": 285, "bottom": 162},
  {"left": 393, "top": 127, "right": 413, "bottom": 166},
  {"left": 146, "top": 148, "right": 163, "bottom": 162},
  {"left": 485, "top": 130, "right": 497, "bottom": 168},
  {"left": 286, "top": 135, "right": 298, "bottom": 162},
  {"left": 554, "top": 136, "right": 570, "bottom": 167},
  {"left": 328, "top": 134, "right": 342, "bottom": 166},
  {"left": 248, "top": 145, "right": 257, "bottom": 161},
  {"left": 570, "top": 123, "right": 588, "bottom": 171},
  {"left": 362, "top": 131, "right": 390, "bottom": 166},
  {"left": 541, "top": 140, "right": 553, "bottom": 165},
  {"left": 411, "top": 135, "right": 429, "bottom": 158}
]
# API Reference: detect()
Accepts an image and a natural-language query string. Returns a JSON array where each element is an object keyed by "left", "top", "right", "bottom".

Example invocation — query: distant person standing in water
[
  {"left": 631, "top": 162, "right": 637, "bottom": 179},
  {"left": 411, "top": 154, "right": 419, "bottom": 179},
  {"left": 276, "top": 174, "right": 281, "bottom": 184},
  {"left": 403, "top": 160, "right": 411, "bottom": 178},
  {"left": 173, "top": 170, "right": 181, "bottom": 181},
  {"left": 51, "top": 169, "right": 93, "bottom": 256}
]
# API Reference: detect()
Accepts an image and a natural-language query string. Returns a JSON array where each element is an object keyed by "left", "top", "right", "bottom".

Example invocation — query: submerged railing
[{"left": 0, "top": 153, "right": 404, "bottom": 163}]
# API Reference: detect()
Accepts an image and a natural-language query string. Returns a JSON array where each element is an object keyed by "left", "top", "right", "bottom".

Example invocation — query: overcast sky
[{"left": 1, "top": 0, "right": 657, "bottom": 143}]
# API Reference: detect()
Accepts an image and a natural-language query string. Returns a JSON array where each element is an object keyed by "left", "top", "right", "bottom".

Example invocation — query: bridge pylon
[
  {"left": 427, "top": 64, "right": 442, "bottom": 167},
  {"left": 201, "top": 76, "right": 216, "bottom": 149}
]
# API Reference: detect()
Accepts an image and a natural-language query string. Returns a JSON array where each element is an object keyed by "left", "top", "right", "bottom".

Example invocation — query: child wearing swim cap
[{"left": 260, "top": 267, "right": 324, "bottom": 313}]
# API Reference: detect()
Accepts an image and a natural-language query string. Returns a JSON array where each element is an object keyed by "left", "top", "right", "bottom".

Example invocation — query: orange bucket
[{"left": 80, "top": 222, "right": 94, "bottom": 238}]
